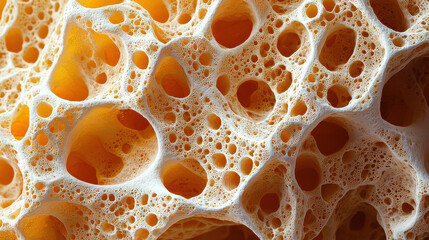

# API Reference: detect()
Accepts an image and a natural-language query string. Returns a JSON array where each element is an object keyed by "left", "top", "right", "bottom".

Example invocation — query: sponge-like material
[{"left": 0, "top": 0, "right": 428, "bottom": 239}]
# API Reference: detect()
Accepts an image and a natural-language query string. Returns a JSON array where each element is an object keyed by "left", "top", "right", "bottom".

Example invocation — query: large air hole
[
  {"left": 0, "top": 0, "right": 6, "bottom": 20},
  {"left": 0, "top": 155, "right": 22, "bottom": 207},
  {"left": 327, "top": 85, "right": 352, "bottom": 108},
  {"left": 49, "top": 26, "right": 89, "bottom": 101},
  {"left": 10, "top": 105, "right": 29, "bottom": 140},
  {"left": 211, "top": 0, "right": 253, "bottom": 48},
  {"left": 50, "top": 25, "right": 121, "bottom": 101},
  {"left": 132, "top": 0, "right": 169, "bottom": 23},
  {"left": 23, "top": 47, "right": 39, "bottom": 63},
  {"left": 321, "top": 183, "right": 340, "bottom": 201},
  {"left": 277, "top": 32, "right": 301, "bottom": 57},
  {"left": 223, "top": 171, "right": 240, "bottom": 190},
  {"left": 335, "top": 203, "right": 386, "bottom": 240},
  {"left": 155, "top": 56, "right": 190, "bottom": 98},
  {"left": 368, "top": 0, "right": 407, "bottom": 32},
  {"left": 212, "top": 153, "right": 226, "bottom": 169},
  {"left": 216, "top": 75, "right": 230, "bottom": 95},
  {"left": 158, "top": 217, "right": 260, "bottom": 240},
  {"left": 0, "top": 158, "right": 14, "bottom": 185},
  {"left": 349, "top": 60, "right": 364, "bottom": 78},
  {"left": 319, "top": 27, "right": 356, "bottom": 71},
  {"left": 5, "top": 28, "right": 23, "bottom": 53},
  {"left": 295, "top": 154, "right": 321, "bottom": 191},
  {"left": 311, "top": 120, "right": 349, "bottom": 156},
  {"left": 76, "top": 0, "right": 123, "bottom": 8},
  {"left": 380, "top": 58, "right": 427, "bottom": 127},
  {"left": 133, "top": 51, "right": 149, "bottom": 69},
  {"left": 277, "top": 21, "right": 308, "bottom": 58},
  {"left": 19, "top": 215, "right": 68, "bottom": 240},
  {"left": 66, "top": 107, "right": 158, "bottom": 185},
  {"left": 236, "top": 80, "right": 276, "bottom": 121},
  {"left": 161, "top": 159, "right": 207, "bottom": 199}
]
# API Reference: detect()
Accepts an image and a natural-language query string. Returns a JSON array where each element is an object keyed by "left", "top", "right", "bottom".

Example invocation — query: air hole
[
  {"left": 216, "top": 75, "right": 230, "bottom": 95},
  {"left": 0, "top": 159, "right": 14, "bottom": 185},
  {"left": 280, "top": 129, "right": 291, "bottom": 143},
  {"left": 101, "top": 222, "right": 115, "bottom": 233},
  {"left": 162, "top": 159, "right": 207, "bottom": 198},
  {"left": 259, "top": 193, "right": 280, "bottom": 214},
  {"left": 132, "top": 0, "right": 169, "bottom": 23},
  {"left": 207, "top": 114, "right": 221, "bottom": 130},
  {"left": 236, "top": 80, "right": 276, "bottom": 121},
  {"left": 178, "top": 13, "right": 191, "bottom": 24},
  {"left": 20, "top": 215, "right": 68, "bottom": 240},
  {"left": 291, "top": 101, "right": 307, "bottom": 116},
  {"left": 223, "top": 171, "right": 240, "bottom": 190},
  {"left": 212, "top": 153, "right": 226, "bottom": 169},
  {"left": 0, "top": 0, "right": 6, "bottom": 19},
  {"left": 323, "top": 0, "right": 335, "bottom": 11},
  {"left": 295, "top": 154, "right": 321, "bottom": 191},
  {"left": 306, "top": 4, "right": 318, "bottom": 18},
  {"left": 277, "top": 32, "right": 301, "bottom": 57},
  {"left": 321, "top": 184, "right": 340, "bottom": 201},
  {"left": 349, "top": 60, "right": 364, "bottom": 77},
  {"left": 319, "top": 27, "right": 356, "bottom": 71},
  {"left": 37, "top": 103, "right": 53, "bottom": 118},
  {"left": 96, "top": 73, "right": 107, "bottom": 84},
  {"left": 240, "top": 157, "right": 253, "bottom": 175},
  {"left": 109, "top": 11, "right": 124, "bottom": 24},
  {"left": 36, "top": 134, "right": 49, "bottom": 145},
  {"left": 135, "top": 229, "right": 149, "bottom": 240},
  {"left": 11, "top": 105, "right": 29, "bottom": 140},
  {"left": 311, "top": 120, "right": 349, "bottom": 155},
  {"left": 341, "top": 150, "right": 355, "bottom": 164},
  {"left": 38, "top": 25, "right": 49, "bottom": 39},
  {"left": 368, "top": 0, "right": 407, "bottom": 32},
  {"left": 133, "top": 51, "right": 149, "bottom": 69},
  {"left": 49, "top": 25, "right": 92, "bottom": 101},
  {"left": 146, "top": 214, "right": 158, "bottom": 227},
  {"left": 67, "top": 107, "right": 158, "bottom": 185},
  {"left": 380, "top": 66, "right": 417, "bottom": 127},
  {"left": 23, "top": 47, "right": 39, "bottom": 63},
  {"left": 5, "top": 28, "right": 23, "bottom": 53},
  {"left": 392, "top": 37, "right": 405, "bottom": 47},
  {"left": 76, "top": 0, "right": 123, "bottom": 8},
  {"left": 155, "top": 56, "right": 190, "bottom": 98},
  {"left": 402, "top": 202, "right": 414, "bottom": 214},
  {"left": 199, "top": 52, "right": 212, "bottom": 66},
  {"left": 211, "top": 0, "right": 253, "bottom": 48},
  {"left": 327, "top": 85, "right": 352, "bottom": 108},
  {"left": 184, "top": 126, "right": 194, "bottom": 136}
]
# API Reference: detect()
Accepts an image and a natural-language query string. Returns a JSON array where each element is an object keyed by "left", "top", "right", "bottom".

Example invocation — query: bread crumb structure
[{"left": 0, "top": 0, "right": 428, "bottom": 239}]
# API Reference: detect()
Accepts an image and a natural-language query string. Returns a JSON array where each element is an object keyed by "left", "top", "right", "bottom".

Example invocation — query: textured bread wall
[{"left": 0, "top": 0, "right": 428, "bottom": 239}]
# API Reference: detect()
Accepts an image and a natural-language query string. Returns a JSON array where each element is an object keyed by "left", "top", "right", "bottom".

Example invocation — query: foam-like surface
[{"left": 0, "top": 0, "right": 428, "bottom": 239}]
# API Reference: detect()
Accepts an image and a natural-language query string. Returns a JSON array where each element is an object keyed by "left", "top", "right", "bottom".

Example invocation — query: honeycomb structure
[{"left": 0, "top": 0, "right": 428, "bottom": 239}]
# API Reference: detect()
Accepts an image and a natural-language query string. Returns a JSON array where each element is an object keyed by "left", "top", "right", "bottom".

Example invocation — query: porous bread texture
[{"left": 0, "top": 0, "right": 427, "bottom": 239}]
